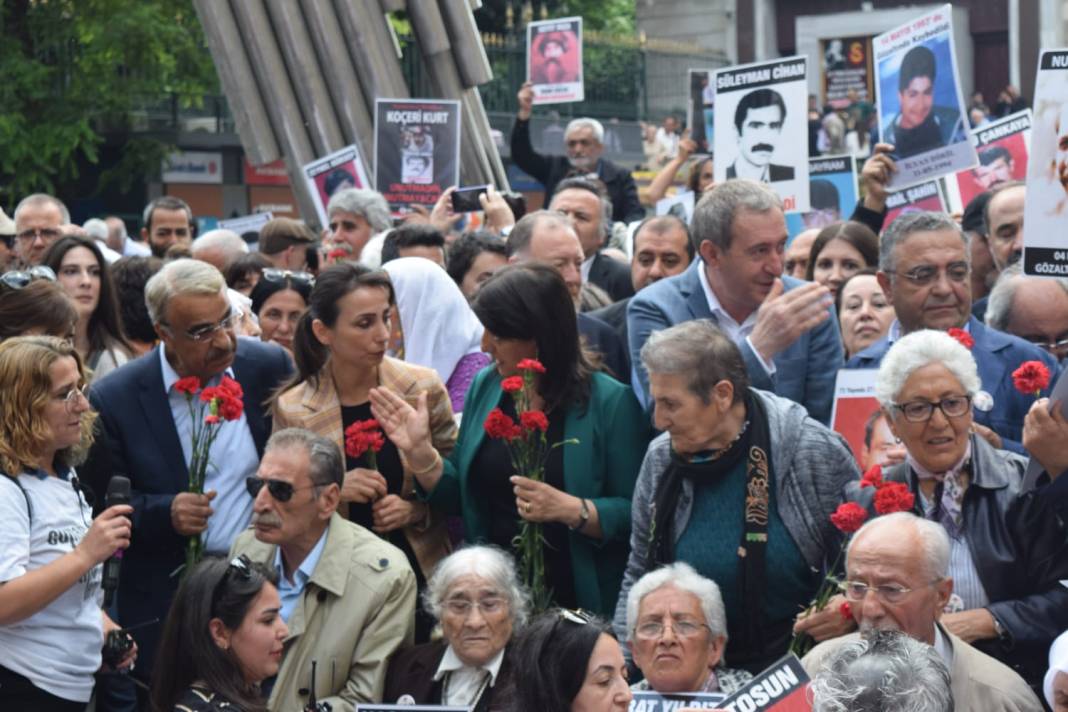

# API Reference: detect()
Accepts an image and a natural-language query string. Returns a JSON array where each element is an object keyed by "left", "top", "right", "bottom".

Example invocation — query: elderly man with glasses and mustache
[
  {"left": 232, "top": 428, "right": 417, "bottom": 711},
  {"left": 802, "top": 512, "right": 1044, "bottom": 712},
  {"left": 88, "top": 258, "right": 293, "bottom": 693}
]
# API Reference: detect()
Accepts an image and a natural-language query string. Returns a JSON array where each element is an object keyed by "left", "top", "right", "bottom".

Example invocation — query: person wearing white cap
[{"left": 1047, "top": 630, "right": 1068, "bottom": 711}]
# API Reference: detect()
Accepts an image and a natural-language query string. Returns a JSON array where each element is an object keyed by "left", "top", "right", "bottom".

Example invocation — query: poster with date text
[{"left": 527, "top": 17, "right": 583, "bottom": 105}]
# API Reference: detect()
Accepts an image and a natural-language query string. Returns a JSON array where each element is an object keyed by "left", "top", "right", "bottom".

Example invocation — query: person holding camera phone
[{"left": 0, "top": 336, "right": 135, "bottom": 710}]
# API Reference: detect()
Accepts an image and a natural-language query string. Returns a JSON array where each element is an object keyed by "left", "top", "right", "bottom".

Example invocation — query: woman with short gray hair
[
  {"left": 384, "top": 546, "right": 527, "bottom": 711},
  {"left": 614, "top": 319, "right": 859, "bottom": 673}
]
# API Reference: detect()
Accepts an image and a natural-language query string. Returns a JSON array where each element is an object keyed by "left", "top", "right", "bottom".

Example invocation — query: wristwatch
[
  {"left": 990, "top": 611, "right": 1009, "bottom": 641},
  {"left": 569, "top": 498, "right": 590, "bottom": 532}
]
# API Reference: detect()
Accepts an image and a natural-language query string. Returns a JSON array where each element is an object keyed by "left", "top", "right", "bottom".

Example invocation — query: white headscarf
[
  {"left": 1046, "top": 630, "right": 1068, "bottom": 708},
  {"left": 383, "top": 257, "right": 484, "bottom": 383}
]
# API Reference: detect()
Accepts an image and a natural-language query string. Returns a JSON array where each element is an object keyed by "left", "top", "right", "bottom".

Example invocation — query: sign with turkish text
[
  {"left": 374, "top": 99, "right": 462, "bottom": 215},
  {"left": 302, "top": 144, "right": 371, "bottom": 229},
  {"left": 1022, "top": 50, "right": 1068, "bottom": 277},
  {"left": 527, "top": 16, "right": 584, "bottom": 104}
]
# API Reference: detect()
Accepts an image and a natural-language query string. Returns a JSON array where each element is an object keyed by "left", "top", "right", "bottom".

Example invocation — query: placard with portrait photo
[
  {"left": 302, "top": 144, "right": 371, "bottom": 229},
  {"left": 527, "top": 17, "right": 583, "bottom": 105},
  {"left": 786, "top": 154, "right": 859, "bottom": 239},
  {"left": 948, "top": 110, "right": 1031, "bottom": 211},
  {"left": 1023, "top": 50, "right": 1068, "bottom": 278},
  {"left": 883, "top": 179, "right": 947, "bottom": 229},
  {"left": 830, "top": 369, "right": 898, "bottom": 470},
  {"left": 373, "top": 99, "right": 462, "bottom": 215},
  {"left": 873, "top": 4, "right": 976, "bottom": 189},
  {"left": 714, "top": 56, "right": 810, "bottom": 212}
]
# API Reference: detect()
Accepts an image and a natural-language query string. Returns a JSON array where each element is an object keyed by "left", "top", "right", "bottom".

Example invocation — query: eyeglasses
[
  {"left": 891, "top": 395, "right": 971, "bottom": 423},
  {"left": 884, "top": 262, "right": 969, "bottom": 287},
  {"left": 261, "top": 268, "right": 314, "bottom": 287},
  {"left": 633, "top": 617, "right": 711, "bottom": 640},
  {"left": 245, "top": 476, "right": 321, "bottom": 503},
  {"left": 558, "top": 608, "right": 594, "bottom": 625},
  {"left": 1022, "top": 334, "right": 1068, "bottom": 355},
  {"left": 163, "top": 310, "right": 239, "bottom": 342},
  {"left": 841, "top": 579, "right": 939, "bottom": 604},
  {"left": 1, "top": 265, "right": 56, "bottom": 289},
  {"left": 211, "top": 554, "right": 253, "bottom": 612},
  {"left": 15, "top": 227, "right": 62, "bottom": 244},
  {"left": 57, "top": 383, "right": 90, "bottom": 414},
  {"left": 444, "top": 596, "right": 506, "bottom": 617}
]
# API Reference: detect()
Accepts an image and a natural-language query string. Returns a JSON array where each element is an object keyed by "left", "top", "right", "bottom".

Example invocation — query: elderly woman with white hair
[
  {"left": 383, "top": 546, "right": 528, "bottom": 711},
  {"left": 625, "top": 562, "right": 752, "bottom": 695},
  {"left": 325, "top": 188, "right": 393, "bottom": 266},
  {"left": 844, "top": 329, "right": 1068, "bottom": 691}
]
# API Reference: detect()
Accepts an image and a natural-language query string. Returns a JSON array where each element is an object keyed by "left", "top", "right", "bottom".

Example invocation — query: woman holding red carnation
[
  {"left": 370, "top": 263, "right": 651, "bottom": 616},
  {"left": 272, "top": 263, "right": 458, "bottom": 640},
  {"left": 841, "top": 329, "right": 1068, "bottom": 691}
]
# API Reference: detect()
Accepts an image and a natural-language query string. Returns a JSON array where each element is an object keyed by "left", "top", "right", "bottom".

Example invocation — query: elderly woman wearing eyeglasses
[
  {"left": 0, "top": 336, "right": 135, "bottom": 710},
  {"left": 844, "top": 329, "right": 1068, "bottom": 691},
  {"left": 625, "top": 563, "right": 752, "bottom": 696},
  {"left": 384, "top": 546, "right": 527, "bottom": 710}
]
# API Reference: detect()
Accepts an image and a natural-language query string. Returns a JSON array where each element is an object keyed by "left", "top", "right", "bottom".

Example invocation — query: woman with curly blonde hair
[{"left": 0, "top": 336, "right": 135, "bottom": 710}]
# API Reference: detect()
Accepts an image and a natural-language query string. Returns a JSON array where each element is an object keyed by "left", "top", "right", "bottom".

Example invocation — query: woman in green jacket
[{"left": 371, "top": 263, "right": 651, "bottom": 616}]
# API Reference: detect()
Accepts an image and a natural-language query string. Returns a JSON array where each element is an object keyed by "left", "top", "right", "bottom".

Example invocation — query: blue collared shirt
[
  {"left": 160, "top": 348, "right": 259, "bottom": 554},
  {"left": 273, "top": 528, "right": 329, "bottom": 623}
]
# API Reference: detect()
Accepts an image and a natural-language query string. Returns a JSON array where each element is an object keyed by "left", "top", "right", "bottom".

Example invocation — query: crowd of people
[{"left": 0, "top": 75, "right": 1066, "bottom": 712}]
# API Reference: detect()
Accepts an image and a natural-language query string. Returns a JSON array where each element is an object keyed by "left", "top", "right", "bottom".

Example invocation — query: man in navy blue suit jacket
[
  {"left": 627, "top": 179, "right": 843, "bottom": 423},
  {"left": 844, "top": 211, "right": 1058, "bottom": 452},
  {"left": 89, "top": 260, "right": 292, "bottom": 681}
]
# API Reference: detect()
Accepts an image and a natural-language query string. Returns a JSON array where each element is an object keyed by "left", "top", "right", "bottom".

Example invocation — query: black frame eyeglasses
[
  {"left": 891, "top": 395, "right": 972, "bottom": 423},
  {"left": 245, "top": 476, "right": 320, "bottom": 503}
]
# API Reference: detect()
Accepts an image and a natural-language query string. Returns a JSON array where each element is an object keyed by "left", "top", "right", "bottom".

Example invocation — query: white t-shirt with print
[{"left": 0, "top": 470, "right": 103, "bottom": 702}]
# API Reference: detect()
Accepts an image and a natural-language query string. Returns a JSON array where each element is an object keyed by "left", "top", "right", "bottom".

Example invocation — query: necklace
[{"left": 690, "top": 418, "right": 750, "bottom": 463}]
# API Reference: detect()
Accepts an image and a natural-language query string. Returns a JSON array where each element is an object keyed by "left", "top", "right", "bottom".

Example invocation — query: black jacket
[
  {"left": 510, "top": 118, "right": 644, "bottom": 223},
  {"left": 588, "top": 252, "right": 634, "bottom": 302},
  {"left": 845, "top": 434, "right": 1068, "bottom": 688},
  {"left": 383, "top": 640, "right": 511, "bottom": 712}
]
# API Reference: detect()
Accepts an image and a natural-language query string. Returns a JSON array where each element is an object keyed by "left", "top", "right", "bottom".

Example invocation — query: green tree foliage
[
  {"left": 0, "top": 0, "right": 218, "bottom": 203},
  {"left": 475, "top": 0, "right": 635, "bottom": 35}
]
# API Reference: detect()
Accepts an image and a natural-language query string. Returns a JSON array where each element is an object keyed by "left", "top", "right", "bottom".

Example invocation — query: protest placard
[
  {"left": 218, "top": 212, "right": 273, "bottom": 237},
  {"left": 688, "top": 69, "right": 716, "bottom": 154},
  {"left": 714, "top": 56, "right": 810, "bottom": 211},
  {"left": 656, "top": 190, "right": 696, "bottom": 225},
  {"left": 629, "top": 690, "right": 726, "bottom": 711},
  {"left": 1023, "top": 50, "right": 1068, "bottom": 278},
  {"left": 786, "top": 155, "right": 859, "bottom": 239},
  {"left": 949, "top": 110, "right": 1031, "bottom": 211},
  {"left": 883, "top": 179, "right": 946, "bottom": 228},
  {"left": 374, "top": 99, "right": 462, "bottom": 214},
  {"left": 527, "top": 17, "right": 583, "bottom": 105},
  {"left": 302, "top": 144, "right": 371, "bottom": 228},
  {"left": 873, "top": 5, "right": 976, "bottom": 189},
  {"left": 821, "top": 36, "right": 874, "bottom": 109},
  {"left": 717, "top": 654, "right": 810, "bottom": 711},
  {"left": 829, "top": 369, "right": 886, "bottom": 469}
]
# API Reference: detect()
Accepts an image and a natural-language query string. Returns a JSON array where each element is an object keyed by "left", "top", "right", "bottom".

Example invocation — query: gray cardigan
[{"left": 613, "top": 388, "right": 859, "bottom": 639}]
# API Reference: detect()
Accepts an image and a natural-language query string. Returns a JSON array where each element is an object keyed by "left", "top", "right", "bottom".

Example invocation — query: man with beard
[
  {"left": 972, "top": 145, "right": 1015, "bottom": 191},
  {"left": 89, "top": 259, "right": 292, "bottom": 691},
  {"left": 726, "top": 88, "right": 795, "bottom": 182},
  {"left": 141, "top": 195, "right": 194, "bottom": 258},
  {"left": 802, "top": 513, "right": 1042, "bottom": 712},
  {"left": 882, "top": 45, "right": 967, "bottom": 159},
  {"left": 511, "top": 82, "right": 643, "bottom": 222}
]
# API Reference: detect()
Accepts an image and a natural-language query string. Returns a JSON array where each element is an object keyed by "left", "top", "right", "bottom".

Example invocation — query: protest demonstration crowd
[{"left": 4, "top": 3, "right": 1068, "bottom": 712}]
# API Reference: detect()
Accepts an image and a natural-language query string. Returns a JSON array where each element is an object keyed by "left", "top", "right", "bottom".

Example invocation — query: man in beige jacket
[
  {"left": 802, "top": 512, "right": 1041, "bottom": 712},
  {"left": 231, "top": 428, "right": 416, "bottom": 711}
]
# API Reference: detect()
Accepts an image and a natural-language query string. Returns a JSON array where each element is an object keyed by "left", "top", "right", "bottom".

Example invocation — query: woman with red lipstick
[
  {"left": 43, "top": 236, "right": 133, "bottom": 381},
  {"left": 151, "top": 555, "right": 287, "bottom": 712}
]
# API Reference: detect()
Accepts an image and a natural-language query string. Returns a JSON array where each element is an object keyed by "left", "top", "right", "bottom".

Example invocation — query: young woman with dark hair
[
  {"left": 0, "top": 275, "right": 78, "bottom": 342},
  {"left": 150, "top": 556, "right": 286, "bottom": 712},
  {"left": 804, "top": 220, "right": 879, "bottom": 300},
  {"left": 43, "top": 236, "right": 133, "bottom": 379},
  {"left": 369, "top": 263, "right": 651, "bottom": 616}
]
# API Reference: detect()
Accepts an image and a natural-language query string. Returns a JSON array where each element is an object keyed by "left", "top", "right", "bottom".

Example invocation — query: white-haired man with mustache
[
  {"left": 232, "top": 428, "right": 416, "bottom": 711},
  {"left": 802, "top": 512, "right": 1042, "bottom": 712}
]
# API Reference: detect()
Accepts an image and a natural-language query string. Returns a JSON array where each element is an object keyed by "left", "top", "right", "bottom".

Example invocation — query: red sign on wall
[{"left": 244, "top": 158, "right": 290, "bottom": 186}]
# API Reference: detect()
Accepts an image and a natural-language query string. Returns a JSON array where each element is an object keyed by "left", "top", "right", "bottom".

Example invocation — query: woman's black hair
[
  {"left": 805, "top": 220, "right": 880, "bottom": 283},
  {"left": 834, "top": 267, "right": 881, "bottom": 321},
  {"left": 285, "top": 262, "right": 395, "bottom": 392},
  {"left": 150, "top": 557, "right": 278, "bottom": 712},
  {"left": 42, "top": 235, "right": 133, "bottom": 356},
  {"left": 472, "top": 263, "right": 593, "bottom": 412},
  {"left": 225, "top": 252, "right": 272, "bottom": 292},
  {"left": 249, "top": 274, "right": 312, "bottom": 316},
  {"left": 503, "top": 611, "right": 616, "bottom": 712},
  {"left": 0, "top": 279, "right": 78, "bottom": 342},
  {"left": 111, "top": 256, "right": 163, "bottom": 345},
  {"left": 445, "top": 230, "right": 509, "bottom": 287}
]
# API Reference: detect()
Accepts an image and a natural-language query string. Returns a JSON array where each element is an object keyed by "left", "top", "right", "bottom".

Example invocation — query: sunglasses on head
[
  {"left": 210, "top": 554, "right": 254, "bottom": 612},
  {"left": 557, "top": 608, "right": 594, "bottom": 625},
  {"left": 261, "top": 268, "right": 314, "bottom": 287},
  {"left": 245, "top": 476, "right": 320, "bottom": 502},
  {"left": 1, "top": 265, "right": 56, "bottom": 290}
]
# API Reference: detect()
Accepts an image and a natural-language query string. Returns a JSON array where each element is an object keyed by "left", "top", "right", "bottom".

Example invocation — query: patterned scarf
[{"left": 907, "top": 440, "right": 972, "bottom": 539}]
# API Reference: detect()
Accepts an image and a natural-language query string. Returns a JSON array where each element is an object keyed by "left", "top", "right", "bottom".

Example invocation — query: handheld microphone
[{"left": 102, "top": 476, "right": 131, "bottom": 608}]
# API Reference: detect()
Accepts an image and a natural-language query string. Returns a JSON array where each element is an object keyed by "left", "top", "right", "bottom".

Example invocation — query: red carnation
[
  {"left": 874, "top": 481, "right": 915, "bottom": 514},
  {"left": 204, "top": 414, "right": 220, "bottom": 425},
  {"left": 485, "top": 408, "right": 522, "bottom": 441},
  {"left": 501, "top": 376, "right": 524, "bottom": 393},
  {"left": 345, "top": 419, "right": 385, "bottom": 459},
  {"left": 947, "top": 328, "right": 974, "bottom": 350},
  {"left": 1012, "top": 360, "right": 1051, "bottom": 397},
  {"left": 860, "top": 465, "right": 883, "bottom": 489},
  {"left": 199, "top": 386, "right": 220, "bottom": 403},
  {"left": 830, "top": 502, "right": 869, "bottom": 534},
  {"left": 520, "top": 410, "right": 549, "bottom": 433},
  {"left": 219, "top": 375, "right": 243, "bottom": 399},
  {"left": 838, "top": 600, "right": 853, "bottom": 622},
  {"left": 174, "top": 376, "right": 201, "bottom": 395},
  {"left": 218, "top": 396, "right": 244, "bottom": 421},
  {"left": 516, "top": 358, "right": 546, "bottom": 374}
]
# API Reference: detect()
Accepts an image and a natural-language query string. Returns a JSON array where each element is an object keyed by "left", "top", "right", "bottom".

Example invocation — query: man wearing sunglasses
[
  {"left": 802, "top": 512, "right": 1041, "bottom": 711},
  {"left": 12, "top": 193, "right": 69, "bottom": 266},
  {"left": 88, "top": 258, "right": 293, "bottom": 688},
  {"left": 231, "top": 428, "right": 416, "bottom": 710},
  {"left": 846, "top": 210, "right": 1059, "bottom": 452}
]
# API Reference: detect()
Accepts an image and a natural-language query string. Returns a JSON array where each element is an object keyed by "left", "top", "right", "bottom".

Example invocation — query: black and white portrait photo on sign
[
  {"left": 714, "top": 56, "right": 810, "bottom": 211},
  {"left": 873, "top": 4, "right": 976, "bottom": 188},
  {"left": 374, "top": 98, "right": 461, "bottom": 214},
  {"left": 1023, "top": 50, "right": 1068, "bottom": 277}
]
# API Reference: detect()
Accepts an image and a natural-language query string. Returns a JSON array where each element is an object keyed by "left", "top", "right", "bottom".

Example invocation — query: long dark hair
[
  {"left": 472, "top": 263, "right": 593, "bottom": 412},
  {"left": 503, "top": 611, "right": 616, "bottom": 712},
  {"left": 805, "top": 220, "right": 879, "bottom": 282},
  {"left": 150, "top": 557, "right": 278, "bottom": 712},
  {"left": 286, "top": 262, "right": 394, "bottom": 391},
  {"left": 42, "top": 235, "right": 133, "bottom": 356}
]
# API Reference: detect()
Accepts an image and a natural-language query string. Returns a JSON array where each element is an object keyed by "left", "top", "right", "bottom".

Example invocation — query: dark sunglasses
[
  {"left": 1, "top": 265, "right": 56, "bottom": 289},
  {"left": 261, "top": 268, "right": 314, "bottom": 286},
  {"left": 245, "top": 476, "right": 320, "bottom": 502}
]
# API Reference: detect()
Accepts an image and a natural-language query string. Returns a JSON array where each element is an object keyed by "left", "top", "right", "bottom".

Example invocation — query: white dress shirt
[
  {"left": 697, "top": 263, "right": 776, "bottom": 376},
  {"left": 433, "top": 646, "right": 506, "bottom": 707}
]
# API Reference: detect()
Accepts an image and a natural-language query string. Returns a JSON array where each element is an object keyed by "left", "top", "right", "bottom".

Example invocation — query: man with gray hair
[
  {"left": 232, "top": 428, "right": 416, "bottom": 710},
  {"left": 89, "top": 258, "right": 292, "bottom": 684},
  {"left": 12, "top": 192, "right": 70, "bottom": 265},
  {"left": 845, "top": 210, "right": 1059, "bottom": 450},
  {"left": 512, "top": 82, "right": 642, "bottom": 222},
  {"left": 986, "top": 264, "right": 1068, "bottom": 365},
  {"left": 141, "top": 195, "right": 194, "bottom": 258},
  {"left": 191, "top": 228, "right": 249, "bottom": 272},
  {"left": 106, "top": 215, "right": 151, "bottom": 257},
  {"left": 627, "top": 179, "right": 843, "bottom": 423},
  {"left": 802, "top": 512, "right": 1042, "bottom": 711},
  {"left": 326, "top": 187, "right": 393, "bottom": 265}
]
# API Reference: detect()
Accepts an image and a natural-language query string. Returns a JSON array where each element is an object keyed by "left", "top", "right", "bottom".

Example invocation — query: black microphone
[{"left": 102, "top": 476, "right": 131, "bottom": 608}]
